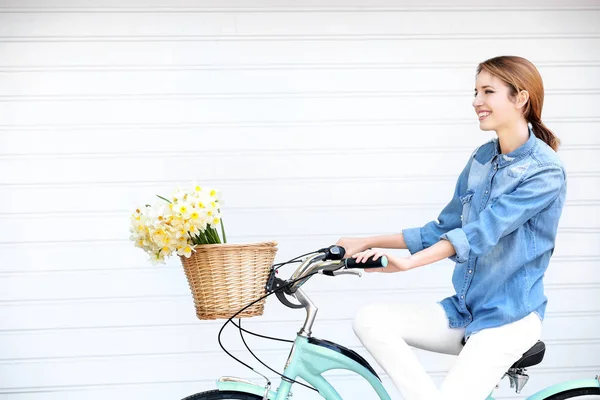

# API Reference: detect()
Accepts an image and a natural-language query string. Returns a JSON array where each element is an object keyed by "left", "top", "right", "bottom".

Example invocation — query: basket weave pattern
[{"left": 180, "top": 241, "right": 278, "bottom": 320}]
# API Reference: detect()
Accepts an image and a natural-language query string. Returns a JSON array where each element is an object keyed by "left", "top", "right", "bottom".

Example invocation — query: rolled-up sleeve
[
  {"left": 402, "top": 154, "right": 472, "bottom": 255},
  {"left": 440, "top": 164, "right": 565, "bottom": 260}
]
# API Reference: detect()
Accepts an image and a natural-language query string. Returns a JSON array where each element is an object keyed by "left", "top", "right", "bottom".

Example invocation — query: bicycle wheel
[
  {"left": 182, "top": 390, "right": 263, "bottom": 400},
  {"left": 543, "top": 387, "right": 600, "bottom": 399}
]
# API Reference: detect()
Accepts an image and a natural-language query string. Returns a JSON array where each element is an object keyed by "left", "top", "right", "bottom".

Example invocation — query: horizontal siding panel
[
  {"left": 2, "top": 66, "right": 600, "bottom": 96},
  {"left": 1, "top": 174, "right": 598, "bottom": 214},
  {"left": 1, "top": 286, "right": 598, "bottom": 331},
  {"left": 1, "top": 259, "right": 597, "bottom": 301},
  {"left": 0, "top": 0, "right": 599, "bottom": 9},
  {"left": 1, "top": 38, "right": 599, "bottom": 66},
  {"left": 0, "top": 94, "right": 597, "bottom": 125},
  {"left": 1, "top": 11, "right": 600, "bottom": 37},
  {"left": 0, "top": 231, "right": 597, "bottom": 272},
  {"left": 0, "top": 150, "right": 475, "bottom": 184},
  {"left": 0, "top": 204, "right": 598, "bottom": 243},
  {"left": 2, "top": 313, "right": 598, "bottom": 359},
  {"left": 0, "top": 341, "right": 597, "bottom": 389},
  {"left": 2, "top": 122, "right": 599, "bottom": 155},
  {"left": 0, "top": 148, "right": 596, "bottom": 185}
]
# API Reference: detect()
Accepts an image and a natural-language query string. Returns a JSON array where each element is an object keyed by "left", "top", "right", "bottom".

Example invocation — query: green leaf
[
  {"left": 207, "top": 227, "right": 219, "bottom": 244},
  {"left": 156, "top": 195, "right": 172, "bottom": 204},
  {"left": 198, "top": 230, "right": 208, "bottom": 244}
]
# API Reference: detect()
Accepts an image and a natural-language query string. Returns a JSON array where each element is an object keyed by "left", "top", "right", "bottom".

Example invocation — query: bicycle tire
[
  {"left": 182, "top": 390, "right": 263, "bottom": 400},
  {"left": 542, "top": 387, "right": 600, "bottom": 399}
]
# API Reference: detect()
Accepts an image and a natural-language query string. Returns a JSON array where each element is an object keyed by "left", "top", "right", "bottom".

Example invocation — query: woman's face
[{"left": 473, "top": 70, "right": 522, "bottom": 132}]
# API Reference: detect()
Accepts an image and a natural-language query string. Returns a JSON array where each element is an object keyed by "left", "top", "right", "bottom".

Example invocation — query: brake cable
[{"left": 217, "top": 260, "right": 321, "bottom": 392}]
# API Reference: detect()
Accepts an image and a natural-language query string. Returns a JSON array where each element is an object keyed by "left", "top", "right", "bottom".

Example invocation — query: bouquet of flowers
[{"left": 129, "top": 183, "right": 226, "bottom": 264}]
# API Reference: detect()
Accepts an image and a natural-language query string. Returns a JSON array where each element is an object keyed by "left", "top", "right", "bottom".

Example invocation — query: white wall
[{"left": 0, "top": 1, "right": 599, "bottom": 399}]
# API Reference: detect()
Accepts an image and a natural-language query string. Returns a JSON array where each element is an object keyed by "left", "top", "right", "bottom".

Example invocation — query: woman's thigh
[
  {"left": 353, "top": 302, "right": 465, "bottom": 356},
  {"left": 440, "top": 312, "right": 542, "bottom": 400}
]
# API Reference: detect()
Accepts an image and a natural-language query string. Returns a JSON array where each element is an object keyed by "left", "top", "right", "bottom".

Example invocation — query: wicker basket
[{"left": 179, "top": 241, "right": 278, "bottom": 320}]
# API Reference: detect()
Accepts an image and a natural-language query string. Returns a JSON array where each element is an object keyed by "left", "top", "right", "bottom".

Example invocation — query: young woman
[{"left": 336, "top": 56, "right": 567, "bottom": 400}]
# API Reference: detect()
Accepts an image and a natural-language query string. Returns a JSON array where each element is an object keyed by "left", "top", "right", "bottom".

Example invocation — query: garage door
[{"left": 1, "top": 1, "right": 599, "bottom": 399}]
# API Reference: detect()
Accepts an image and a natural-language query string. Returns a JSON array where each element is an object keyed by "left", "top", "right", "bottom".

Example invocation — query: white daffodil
[
  {"left": 191, "top": 181, "right": 203, "bottom": 193},
  {"left": 174, "top": 202, "right": 192, "bottom": 219},
  {"left": 171, "top": 187, "right": 191, "bottom": 204},
  {"left": 150, "top": 252, "right": 166, "bottom": 265},
  {"left": 210, "top": 216, "right": 221, "bottom": 227},
  {"left": 130, "top": 183, "right": 228, "bottom": 262},
  {"left": 177, "top": 244, "right": 195, "bottom": 258},
  {"left": 189, "top": 210, "right": 202, "bottom": 224},
  {"left": 174, "top": 225, "right": 188, "bottom": 239},
  {"left": 194, "top": 218, "right": 208, "bottom": 233}
]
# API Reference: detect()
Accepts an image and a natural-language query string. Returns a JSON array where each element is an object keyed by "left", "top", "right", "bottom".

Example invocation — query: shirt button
[
  {"left": 485, "top": 190, "right": 489, "bottom": 194},
  {"left": 468, "top": 270, "right": 472, "bottom": 274},
  {"left": 460, "top": 295, "right": 464, "bottom": 299}
]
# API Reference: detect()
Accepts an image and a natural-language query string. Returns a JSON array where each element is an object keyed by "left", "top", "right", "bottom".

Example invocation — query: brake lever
[
  {"left": 321, "top": 269, "right": 362, "bottom": 277},
  {"left": 269, "top": 275, "right": 304, "bottom": 309},
  {"left": 275, "top": 290, "right": 304, "bottom": 309}
]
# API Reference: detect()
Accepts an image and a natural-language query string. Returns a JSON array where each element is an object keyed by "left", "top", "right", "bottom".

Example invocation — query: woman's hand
[
  {"left": 352, "top": 248, "right": 416, "bottom": 273},
  {"left": 335, "top": 237, "right": 369, "bottom": 258}
]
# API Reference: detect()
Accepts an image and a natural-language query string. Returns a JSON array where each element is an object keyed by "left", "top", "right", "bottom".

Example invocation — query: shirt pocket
[{"left": 459, "top": 189, "right": 475, "bottom": 226}]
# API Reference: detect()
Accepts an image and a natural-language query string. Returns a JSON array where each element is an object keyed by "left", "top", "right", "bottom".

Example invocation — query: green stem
[
  {"left": 209, "top": 227, "right": 221, "bottom": 244},
  {"left": 204, "top": 228, "right": 213, "bottom": 244},
  {"left": 220, "top": 217, "right": 227, "bottom": 244},
  {"left": 156, "top": 195, "right": 172, "bottom": 204},
  {"left": 199, "top": 230, "right": 208, "bottom": 244}
]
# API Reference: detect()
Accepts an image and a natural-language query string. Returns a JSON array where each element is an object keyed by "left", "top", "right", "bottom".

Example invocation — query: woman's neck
[{"left": 496, "top": 120, "right": 530, "bottom": 154}]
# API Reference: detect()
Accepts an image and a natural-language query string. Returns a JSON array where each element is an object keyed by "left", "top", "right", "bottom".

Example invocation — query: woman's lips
[{"left": 478, "top": 111, "right": 491, "bottom": 121}]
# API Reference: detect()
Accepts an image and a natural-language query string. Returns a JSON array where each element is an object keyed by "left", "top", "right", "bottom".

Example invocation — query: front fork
[{"left": 217, "top": 376, "right": 277, "bottom": 400}]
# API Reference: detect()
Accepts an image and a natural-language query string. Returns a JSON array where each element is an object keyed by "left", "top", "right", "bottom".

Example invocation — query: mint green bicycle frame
[
  {"left": 212, "top": 253, "right": 600, "bottom": 399},
  {"left": 216, "top": 332, "right": 599, "bottom": 399}
]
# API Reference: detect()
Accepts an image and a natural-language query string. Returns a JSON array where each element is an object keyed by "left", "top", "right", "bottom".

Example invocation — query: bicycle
[{"left": 183, "top": 245, "right": 600, "bottom": 400}]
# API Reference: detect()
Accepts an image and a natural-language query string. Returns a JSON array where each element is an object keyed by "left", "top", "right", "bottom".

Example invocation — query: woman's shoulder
[
  {"left": 530, "top": 137, "right": 565, "bottom": 169},
  {"left": 524, "top": 139, "right": 567, "bottom": 184}
]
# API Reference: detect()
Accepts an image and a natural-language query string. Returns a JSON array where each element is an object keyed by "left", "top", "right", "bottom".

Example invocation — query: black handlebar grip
[{"left": 344, "top": 255, "right": 388, "bottom": 269}]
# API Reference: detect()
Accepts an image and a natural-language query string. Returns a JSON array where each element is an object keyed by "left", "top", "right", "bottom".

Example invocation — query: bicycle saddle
[{"left": 510, "top": 340, "right": 546, "bottom": 369}]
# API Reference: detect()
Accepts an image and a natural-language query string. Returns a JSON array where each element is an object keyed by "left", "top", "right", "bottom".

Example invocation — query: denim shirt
[{"left": 403, "top": 128, "right": 567, "bottom": 339}]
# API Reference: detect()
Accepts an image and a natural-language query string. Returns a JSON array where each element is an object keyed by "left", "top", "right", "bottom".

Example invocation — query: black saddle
[
  {"left": 510, "top": 341, "right": 545, "bottom": 369},
  {"left": 461, "top": 339, "right": 546, "bottom": 369}
]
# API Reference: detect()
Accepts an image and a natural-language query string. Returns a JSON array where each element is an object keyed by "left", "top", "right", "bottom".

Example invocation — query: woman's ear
[{"left": 516, "top": 90, "right": 530, "bottom": 110}]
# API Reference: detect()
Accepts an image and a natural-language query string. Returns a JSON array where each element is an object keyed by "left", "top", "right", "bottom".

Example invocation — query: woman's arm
[
  {"left": 353, "top": 238, "right": 456, "bottom": 273},
  {"left": 336, "top": 233, "right": 407, "bottom": 258},
  {"left": 365, "top": 233, "right": 408, "bottom": 249}
]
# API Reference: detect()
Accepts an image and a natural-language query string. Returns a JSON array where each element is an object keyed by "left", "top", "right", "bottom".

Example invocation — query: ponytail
[{"left": 529, "top": 119, "right": 561, "bottom": 152}]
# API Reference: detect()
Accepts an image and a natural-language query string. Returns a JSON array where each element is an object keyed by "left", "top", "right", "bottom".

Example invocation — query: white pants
[{"left": 353, "top": 303, "right": 542, "bottom": 400}]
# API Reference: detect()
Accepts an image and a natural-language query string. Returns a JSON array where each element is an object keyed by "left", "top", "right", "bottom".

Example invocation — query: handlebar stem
[{"left": 294, "top": 288, "right": 318, "bottom": 337}]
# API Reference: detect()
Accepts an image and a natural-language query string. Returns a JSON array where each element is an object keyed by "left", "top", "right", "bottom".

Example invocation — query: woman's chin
[{"left": 478, "top": 121, "right": 495, "bottom": 131}]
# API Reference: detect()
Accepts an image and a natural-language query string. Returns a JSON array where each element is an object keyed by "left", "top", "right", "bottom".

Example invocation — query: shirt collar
[{"left": 492, "top": 126, "right": 537, "bottom": 168}]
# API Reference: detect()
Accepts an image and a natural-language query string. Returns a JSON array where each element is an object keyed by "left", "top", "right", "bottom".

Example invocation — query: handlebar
[
  {"left": 265, "top": 245, "right": 388, "bottom": 334},
  {"left": 278, "top": 245, "right": 388, "bottom": 294}
]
